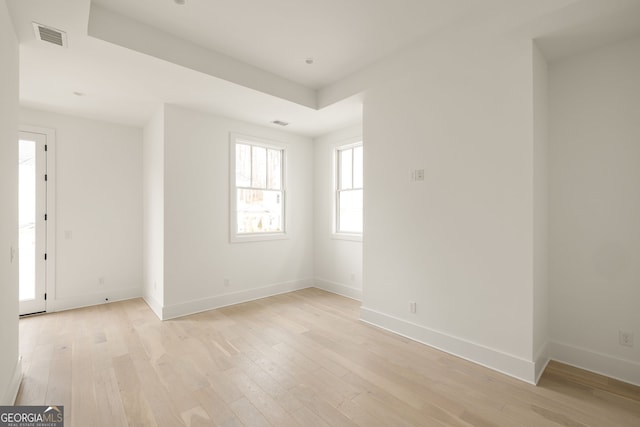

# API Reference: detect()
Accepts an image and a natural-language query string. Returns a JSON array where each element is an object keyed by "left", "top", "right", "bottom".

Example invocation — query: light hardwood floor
[{"left": 16, "top": 288, "right": 640, "bottom": 426}]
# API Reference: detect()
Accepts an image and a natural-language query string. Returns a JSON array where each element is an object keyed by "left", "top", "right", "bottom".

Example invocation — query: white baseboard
[
  {"left": 143, "top": 292, "right": 163, "bottom": 320},
  {"left": 360, "top": 306, "right": 537, "bottom": 384},
  {"left": 314, "top": 278, "right": 362, "bottom": 301},
  {"left": 534, "top": 342, "right": 550, "bottom": 384},
  {"left": 548, "top": 341, "right": 640, "bottom": 387},
  {"left": 161, "top": 278, "right": 314, "bottom": 320},
  {"left": 1, "top": 356, "right": 22, "bottom": 405},
  {"left": 48, "top": 287, "right": 142, "bottom": 313}
]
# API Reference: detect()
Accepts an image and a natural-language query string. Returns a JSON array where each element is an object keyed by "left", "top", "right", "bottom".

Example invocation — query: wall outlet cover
[{"left": 619, "top": 330, "right": 634, "bottom": 347}]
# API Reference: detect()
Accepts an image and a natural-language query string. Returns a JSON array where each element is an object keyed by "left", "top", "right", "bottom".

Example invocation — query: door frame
[{"left": 19, "top": 125, "right": 56, "bottom": 315}]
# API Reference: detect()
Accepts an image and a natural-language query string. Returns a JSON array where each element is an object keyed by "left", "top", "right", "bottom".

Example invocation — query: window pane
[
  {"left": 235, "top": 143, "right": 251, "bottom": 187},
  {"left": 19, "top": 140, "right": 36, "bottom": 301},
  {"left": 267, "top": 149, "right": 281, "bottom": 190},
  {"left": 236, "top": 189, "right": 283, "bottom": 233},
  {"left": 353, "top": 145, "right": 363, "bottom": 189},
  {"left": 339, "top": 148, "right": 352, "bottom": 190},
  {"left": 338, "top": 189, "right": 363, "bottom": 233},
  {"left": 252, "top": 146, "right": 267, "bottom": 189}
]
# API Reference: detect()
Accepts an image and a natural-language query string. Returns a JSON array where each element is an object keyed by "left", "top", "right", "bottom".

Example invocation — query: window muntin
[
  {"left": 336, "top": 143, "right": 363, "bottom": 235},
  {"left": 231, "top": 135, "right": 286, "bottom": 241}
]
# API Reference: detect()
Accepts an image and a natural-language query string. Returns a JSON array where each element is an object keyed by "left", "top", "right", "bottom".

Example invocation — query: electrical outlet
[
  {"left": 224, "top": 278, "right": 231, "bottom": 287},
  {"left": 98, "top": 277, "right": 105, "bottom": 286},
  {"left": 410, "top": 169, "right": 425, "bottom": 182},
  {"left": 409, "top": 301, "right": 417, "bottom": 313},
  {"left": 619, "top": 330, "right": 634, "bottom": 347},
  {"left": 350, "top": 273, "right": 355, "bottom": 282}
]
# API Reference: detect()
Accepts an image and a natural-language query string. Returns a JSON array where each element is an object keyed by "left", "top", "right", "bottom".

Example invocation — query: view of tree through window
[
  {"left": 337, "top": 143, "right": 363, "bottom": 234},
  {"left": 234, "top": 140, "right": 284, "bottom": 235}
]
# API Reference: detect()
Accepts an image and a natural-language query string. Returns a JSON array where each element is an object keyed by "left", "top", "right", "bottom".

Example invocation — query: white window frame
[
  {"left": 230, "top": 133, "right": 288, "bottom": 243},
  {"left": 333, "top": 138, "right": 363, "bottom": 241}
]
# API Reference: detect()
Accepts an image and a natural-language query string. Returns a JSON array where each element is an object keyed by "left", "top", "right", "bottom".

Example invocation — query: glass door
[{"left": 19, "top": 131, "right": 47, "bottom": 315}]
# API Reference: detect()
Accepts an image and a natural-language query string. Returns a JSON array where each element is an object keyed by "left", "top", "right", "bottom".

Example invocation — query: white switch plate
[{"left": 409, "top": 301, "right": 417, "bottom": 313}]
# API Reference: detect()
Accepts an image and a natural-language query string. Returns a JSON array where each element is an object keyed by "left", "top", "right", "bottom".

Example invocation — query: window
[
  {"left": 335, "top": 142, "right": 363, "bottom": 237},
  {"left": 230, "top": 134, "right": 286, "bottom": 242}
]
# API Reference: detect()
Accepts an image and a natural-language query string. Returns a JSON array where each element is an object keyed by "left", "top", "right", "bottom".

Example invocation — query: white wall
[
  {"left": 549, "top": 35, "right": 640, "bottom": 385},
  {"left": 142, "top": 105, "right": 165, "bottom": 317},
  {"left": 314, "top": 125, "right": 363, "bottom": 300},
  {"left": 20, "top": 108, "right": 143, "bottom": 311},
  {"left": 532, "top": 42, "right": 549, "bottom": 380},
  {"left": 0, "top": 0, "right": 21, "bottom": 405},
  {"left": 159, "top": 105, "right": 314, "bottom": 319},
  {"left": 362, "top": 32, "right": 539, "bottom": 382}
]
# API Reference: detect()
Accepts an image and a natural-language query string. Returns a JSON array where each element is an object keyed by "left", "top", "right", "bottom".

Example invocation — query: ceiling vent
[
  {"left": 271, "top": 120, "right": 289, "bottom": 127},
  {"left": 32, "top": 22, "right": 68, "bottom": 47}
]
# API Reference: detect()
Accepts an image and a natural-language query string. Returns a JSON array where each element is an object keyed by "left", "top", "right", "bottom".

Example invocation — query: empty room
[{"left": 1, "top": 0, "right": 639, "bottom": 426}]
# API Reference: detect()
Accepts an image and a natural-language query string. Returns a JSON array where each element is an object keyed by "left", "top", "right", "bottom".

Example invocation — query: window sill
[
  {"left": 331, "top": 233, "right": 363, "bottom": 242},
  {"left": 231, "top": 232, "right": 289, "bottom": 243}
]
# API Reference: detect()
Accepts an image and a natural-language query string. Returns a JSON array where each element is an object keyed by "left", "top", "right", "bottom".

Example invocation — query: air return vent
[{"left": 32, "top": 22, "right": 68, "bottom": 47}]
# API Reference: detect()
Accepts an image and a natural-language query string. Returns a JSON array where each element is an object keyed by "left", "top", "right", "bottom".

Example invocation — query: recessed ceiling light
[
  {"left": 174, "top": 0, "right": 186, "bottom": 5},
  {"left": 73, "top": 91, "right": 85, "bottom": 97},
  {"left": 272, "top": 120, "right": 289, "bottom": 127},
  {"left": 305, "top": 58, "right": 314, "bottom": 65}
]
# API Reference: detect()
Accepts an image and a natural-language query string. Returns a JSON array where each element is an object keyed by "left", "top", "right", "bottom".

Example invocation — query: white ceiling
[
  {"left": 91, "top": 0, "right": 494, "bottom": 90},
  {"left": 6, "top": 0, "right": 640, "bottom": 138}
]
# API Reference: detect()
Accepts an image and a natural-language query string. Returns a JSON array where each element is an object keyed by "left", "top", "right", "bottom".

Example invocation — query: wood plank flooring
[{"left": 16, "top": 288, "right": 640, "bottom": 426}]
